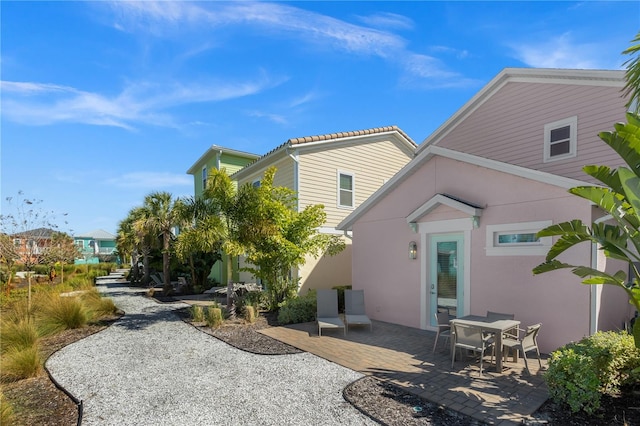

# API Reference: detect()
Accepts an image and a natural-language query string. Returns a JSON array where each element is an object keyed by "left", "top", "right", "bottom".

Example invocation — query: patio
[{"left": 260, "top": 319, "right": 549, "bottom": 425}]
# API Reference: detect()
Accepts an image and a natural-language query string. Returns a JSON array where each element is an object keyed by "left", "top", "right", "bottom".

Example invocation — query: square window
[
  {"left": 338, "top": 172, "right": 354, "bottom": 208},
  {"left": 544, "top": 117, "right": 577, "bottom": 162}
]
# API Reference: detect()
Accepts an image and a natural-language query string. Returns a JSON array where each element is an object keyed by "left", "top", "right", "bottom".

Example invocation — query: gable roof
[
  {"left": 336, "top": 145, "right": 590, "bottom": 231},
  {"left": 416, "top": 67, "right": 625, "bottom": 154},
  {"left": 186, "top": 145, "right": 260, "bottom": 175},
  {"left": 75, "top": 229, "right": 116, "bottom": 240},
  {"left": 406, "top": 193, "right": 483, "bottom": 224},
  {"left": 231, "top": 125, "right": 417, "bottom": 180}
]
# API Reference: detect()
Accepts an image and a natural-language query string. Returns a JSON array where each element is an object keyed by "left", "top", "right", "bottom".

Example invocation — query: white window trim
[
  {"left": 544, "top": 116, "right": 577, "bottom": 163},
  {"left": 201, "top": 166, "right": 207, "bottom": 190},
  {"left": 337, "top": 170, "right": 355, "bottom": 209},
  {"left": 485, "top": 220, "right": 552, "bottom": 256}
]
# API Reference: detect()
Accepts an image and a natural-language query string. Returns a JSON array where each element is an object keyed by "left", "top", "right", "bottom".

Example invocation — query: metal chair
[
  {"left": 432, "top": 311, "right": 451, "bottom": 353},
  {"left": 501, "top": 323, "right": 542, "bottom": 374},
  {"left": 451, "top": 323, "right": 495, "bottom": 376}
]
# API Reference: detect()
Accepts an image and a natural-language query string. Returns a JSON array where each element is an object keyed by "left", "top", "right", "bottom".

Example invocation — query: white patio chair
[
  {"left": 432, "top": 311, "right": 451, "bottom": 353},
  {"left": 501, "top": 323, "right": 542, "bottom": 375},
  {"left": 451, "top": 323, "right": 495, "bottom": 376},
  {"left": 344, "top": 290, "right": 372, "bottom": 332},
  {"left": 316, "top": 289, "right": 345, "bottom": 336}
]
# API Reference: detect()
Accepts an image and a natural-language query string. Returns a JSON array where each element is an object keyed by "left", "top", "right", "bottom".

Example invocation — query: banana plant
[{"left": 533, "top": 112, "right": 640, "bottom": 347}]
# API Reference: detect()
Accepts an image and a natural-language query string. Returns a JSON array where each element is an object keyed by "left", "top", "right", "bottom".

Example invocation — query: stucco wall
[{"left": 350, "top": 154, "right": 615, "bottom": 353}]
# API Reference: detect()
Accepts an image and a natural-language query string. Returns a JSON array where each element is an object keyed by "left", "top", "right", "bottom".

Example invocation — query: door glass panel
[{"left": 436, "top": 241, "right": 458, "bottom": 318}]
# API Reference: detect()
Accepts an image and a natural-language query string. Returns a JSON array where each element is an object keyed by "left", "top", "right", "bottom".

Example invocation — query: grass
[
  {"left": 0, "top": 318, "right": 39, "bottom": 354},
  {"left": 36, "top": 295, "right": 89, "bottom": 336},
  {"left": 0, "top": 391, "right": 15, "bottom": 425},
  {"left": 190, "top": 305, "right": 205, "bottom": 322},
  {"left": 0, "top": 346, "right": 42, "bottom": 382},
  {"left": 80, "top": 289, "right": 118, "bottom": 320}
]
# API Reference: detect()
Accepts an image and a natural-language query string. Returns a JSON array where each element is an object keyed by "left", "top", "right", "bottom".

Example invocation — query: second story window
[
  {"left": 202, "top": 166, "right": 207, "bottom": 190},
  {"left": 338, "top": 171, "right": 354, "bottom": 209},
  {"left": 544, "top": 116, "right": 577, "bottom": 162},
  {"left": 252, "top": 180, "right": 261, "bottom": 188}
]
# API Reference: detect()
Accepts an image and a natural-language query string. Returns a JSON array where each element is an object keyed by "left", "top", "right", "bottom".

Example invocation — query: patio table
[{"left": 450, "top": 315, "right": 520, "bottom": 372}]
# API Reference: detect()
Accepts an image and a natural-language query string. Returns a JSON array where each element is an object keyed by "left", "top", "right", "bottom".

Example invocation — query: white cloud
[
  {"left": 105, "top": 172, "right": 191, "bottom": 189},
  {"left": 247, "top": 110, "right": 288, "bottom": 125},
  {"left": 512, "top": 32, "right": 613, "bottom": 69},
  {"left": 1, "top": 73, "right": 282, "bottom": 129},
  {"left": 356, "top": 12, "right": 414, "bottom": 30},
  {"left": 106, "top": 1, "right": 463, "bottom": 85}
]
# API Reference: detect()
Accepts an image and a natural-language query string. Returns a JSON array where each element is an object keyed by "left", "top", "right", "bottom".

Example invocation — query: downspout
[
  {"left": 215, "top": 149, "right": 222, "bottom": 171},
  {"left": 590, "top": 214, "right": 613, "bottom": 335}
]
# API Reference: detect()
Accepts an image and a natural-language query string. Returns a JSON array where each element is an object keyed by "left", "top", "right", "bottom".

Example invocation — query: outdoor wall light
[{"left": 409, "top": 241, "right": 418, "bottom": 260}]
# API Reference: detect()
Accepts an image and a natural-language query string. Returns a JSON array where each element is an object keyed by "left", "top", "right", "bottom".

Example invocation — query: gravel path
[{"left": 46, "top": 277, "right": 376, "bottom": 426}]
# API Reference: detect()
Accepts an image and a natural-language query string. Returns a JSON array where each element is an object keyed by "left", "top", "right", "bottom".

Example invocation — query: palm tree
[
  {"left": 138, "top": 192, "right": 181, "bottom": 294},
  {"left": 117, "top": 207, "right": 154, "bottom": 286},
  {"left": 173, "top": 196, "right": 225, "bottom": 288},
  {"left": 533, "top": 31, "right": 640, "bottom": 347}
]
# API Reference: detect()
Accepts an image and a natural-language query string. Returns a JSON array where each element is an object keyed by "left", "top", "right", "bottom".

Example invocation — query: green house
[
  {"left": 74, "top": 229, "right": 117, "bottom": 264},
  {"left": 186, "top": 145, "right": 260, "bottom": 284}
]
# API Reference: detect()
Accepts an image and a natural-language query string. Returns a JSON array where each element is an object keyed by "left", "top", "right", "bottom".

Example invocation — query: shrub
[
  {"left": 36, "top": 295, "right": 89, "bottom": 335},
  {"left": 79, "top": 290, "right": 117, "bottom": 320},
  {"left": 0, "top": 391, "right": 15, "bottom": 425},
  {"left": 190, "top": 305, "right": 205, "bottom": 323},
  {"left": 545, "top": 331, "right": 640, "bottom": 414},
  {"left": 332, "top": 285, "right": 352, "bottom": 313},
  {"left": 244, "top": 305, "right": 256, "bottom": 323},
  {"left": 277, "top": 291, "right": 317, "bottom": 325},
  {"left": 0, "top": 318, "right": 39, "bottom": 353},
  {"left": 0, "top": 346, "right": 42, "bottom": 382},
  {"left": 205, "top": 307, "right": 223, "bottom": 328}
]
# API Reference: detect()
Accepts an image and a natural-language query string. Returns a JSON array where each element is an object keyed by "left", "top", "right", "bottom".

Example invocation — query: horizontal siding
[
  {"left": 236, "top": 156, "right": 295, "bottom": 191},
  {"left": 298, "top": 138, "right": 413, "bottom": 227},
  {"left": 221, "top": 153, "right": 255, "bottom": 175},
  {"left": 437, "top": 82, "right": 628, "bottom": 182}
]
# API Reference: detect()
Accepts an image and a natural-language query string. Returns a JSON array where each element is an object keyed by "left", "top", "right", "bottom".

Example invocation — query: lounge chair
[
  {"left": 344, "top": 289, "right": 372, "bottom": 332},
  {"left": 316, "top": 289, "right": 345, "bottom": 336}
]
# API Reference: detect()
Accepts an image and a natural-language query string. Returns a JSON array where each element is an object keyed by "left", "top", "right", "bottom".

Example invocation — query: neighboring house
[
  {"left": 186, "top": 145, "right": 260, "bottom": 284},
  {"left": 337, "top": 68, "right": 633, "bottom": 353},
  {"left": 232, "top": 125, "right": 417, "bottom": 293},
  {"left": 11, "top": 227, "right": 56, "bottom": 264},
  {"left": 74, "top": 229, "right": 117, "bottom": 264}
]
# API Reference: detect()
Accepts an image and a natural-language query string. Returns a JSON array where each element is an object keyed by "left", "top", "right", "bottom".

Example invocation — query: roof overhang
[
  {"left": 406, "top": 194, "right": 483, "bottom": 225},
  {"left": 186, "top": 145, "right": 260, "bottom": 175}
]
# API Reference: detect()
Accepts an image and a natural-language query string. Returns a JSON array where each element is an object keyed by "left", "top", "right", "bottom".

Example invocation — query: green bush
[
  {"left": 36, "top": 295, "right": 89, "bottom": 335},
  {"left": 545, "top": 331, "right": 640, "bottom": 414},
  {"left": 0, "top": 346, "right": 42, "bottom": 382},
  {"left": 332, "top": 285, "right": 352, "bottom": 313},
  {"left": 0, "top": 318, "right": 39, "bottom": 353},
  {"left": 190, "top": 305, "right": 205, "bottom": 323},
  {"left": 277, "top": 291, "right": 317, "bottom": 325},
  {"left": 244, "top": 305, "right": 256, "bottom": 323},
  {"left": 205, "top": 307, "right": 223, "bottom": 328}
]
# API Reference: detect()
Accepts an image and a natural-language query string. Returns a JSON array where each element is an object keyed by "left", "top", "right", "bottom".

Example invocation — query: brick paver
[{"left": 260, "top": 319, "right": 548, "bottom": 425}]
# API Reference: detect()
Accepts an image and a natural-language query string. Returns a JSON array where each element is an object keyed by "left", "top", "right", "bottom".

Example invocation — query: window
[
  {"left": 76, "top": 240, "right": 84, "bottom": 248},
  {"left": 202, "top": 167, "right": 207, "bottom": 190},
  {"left": 337, "top": 171, "right": 354, "bottom": 208},
  {"left": 13, "top": 238, "right": 20, "bottom": 247},
  {"left": 252, "top": 180, "right": 261, "bottom": 188},
  {"left": 486, "top": 221, "right": 551, "bottom": 256},
  {"left": 544, "top": 116, "right": 577, "bottom": 162}
]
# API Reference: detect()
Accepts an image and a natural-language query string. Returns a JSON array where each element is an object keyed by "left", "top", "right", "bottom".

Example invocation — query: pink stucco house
[{"left": 337, "top": 68, "right": 635, "bottom": 353}]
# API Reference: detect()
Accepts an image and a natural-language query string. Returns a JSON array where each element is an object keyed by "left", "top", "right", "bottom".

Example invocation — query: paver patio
[{"left": 260, "top": 320, "right": 549, "bottom": 425}]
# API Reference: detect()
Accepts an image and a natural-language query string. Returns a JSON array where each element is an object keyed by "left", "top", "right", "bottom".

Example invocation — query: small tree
[
  {"left": 232, "top": 168, "right": 345, "bottom": 309},
  {"left": 0, "top": 191, "right": 63, "bottom": 310},
  {"left": 41, "top": 231, "right": 80, "bottom": 284},
  {"left": 533, "top": 32, "right": 640, "bottom": 348}
]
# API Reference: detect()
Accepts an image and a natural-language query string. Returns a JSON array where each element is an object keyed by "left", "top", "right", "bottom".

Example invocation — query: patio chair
[
  {"left": 316, "top": 289, "right": 345, "bottom": 336},
  {"left": 485, "top": 310, "right": 518, "bottom": 341},
  {"left": 501, "top": 323, "right": 542, "bottom": 375},
  {"left": 451, "top": 323, "right": 495, "bottom": 376},
  {"left": 344, "top": 290, "right": 372, "bottom": 332},
  {"left": 432, "top": 311, "right": 451, "bottom": 353}
]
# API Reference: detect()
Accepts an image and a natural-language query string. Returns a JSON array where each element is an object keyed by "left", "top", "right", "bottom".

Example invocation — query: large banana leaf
[
  {"left": 582, "top": 165, "right": 622, "bottom": 193},
  {"left": 599, "top": 112, "right": 640, "bottom": 172},
  {"left": 570, "top": 186, "right": 640, "bottom": 229}
]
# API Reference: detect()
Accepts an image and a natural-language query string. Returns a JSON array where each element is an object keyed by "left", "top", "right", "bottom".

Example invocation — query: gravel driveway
[{"left": 46, "top": 277, "right": 376, "bottom": 425}]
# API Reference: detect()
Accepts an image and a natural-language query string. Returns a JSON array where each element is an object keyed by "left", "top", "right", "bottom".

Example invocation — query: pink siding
[
  {"left": 437, "top": 82, "right": 627, "bottom": 183},
  {"left": 351, "top": 155, "right": 630, "bottom": 353}
]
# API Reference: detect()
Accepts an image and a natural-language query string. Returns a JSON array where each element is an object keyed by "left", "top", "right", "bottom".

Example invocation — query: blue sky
[{"left": 1, "top": 1, "right": 638, "bottom": 236}]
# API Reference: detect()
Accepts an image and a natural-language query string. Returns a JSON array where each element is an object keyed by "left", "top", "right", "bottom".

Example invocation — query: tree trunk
[
  {"left": 162, "top": 233, "right": 171, "bottom": 295},
  {"left": 226, "top": 253, "right": 235, "bottom": 319}
]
